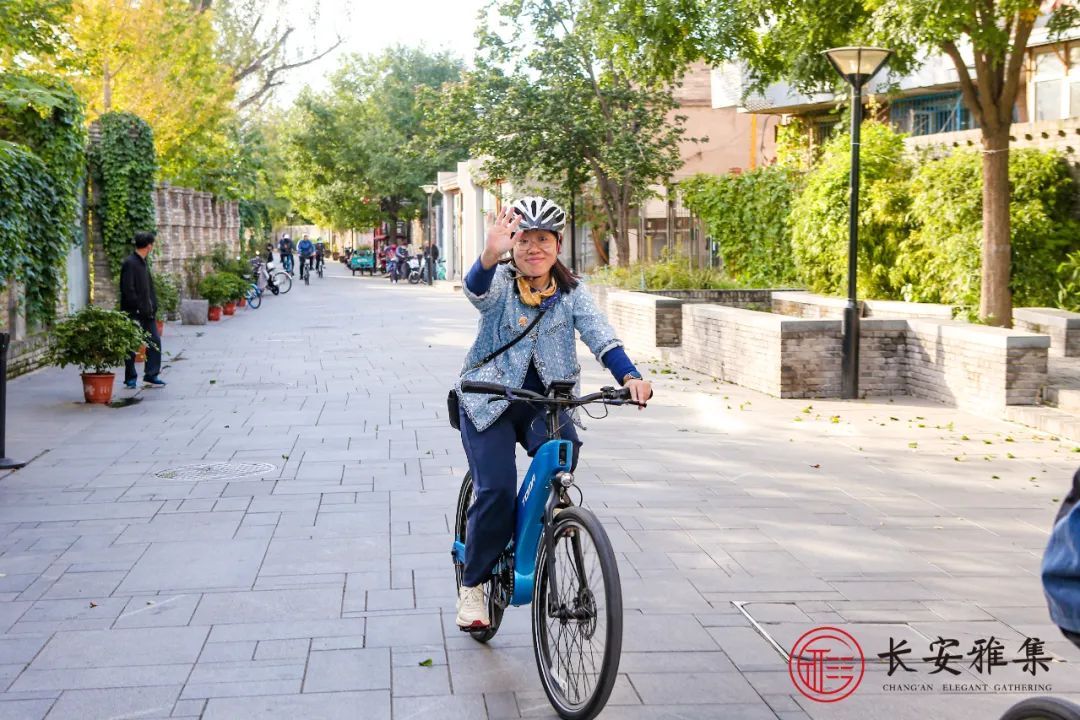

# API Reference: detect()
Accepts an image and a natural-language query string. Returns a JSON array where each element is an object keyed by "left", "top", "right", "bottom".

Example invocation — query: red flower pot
[
  {"left": 156, "top": 320, "right": 165, "bottom": 336},
  {"left": 135, "top": 345, "right": 147, "bottom": 363},
  {"left": 238, "top": 297, "right": 246, "bottom": 307},
  {"left": 208, "top": 306, "right": 222, "bottom": 321},
  {"left": 223, "top": 301, "right": 236, "bottom": 316},
  {"left": 81, "top": 373, "right": 115, "bottom": 404}
]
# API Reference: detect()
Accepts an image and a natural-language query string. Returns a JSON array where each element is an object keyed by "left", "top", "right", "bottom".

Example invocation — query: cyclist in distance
[
  {"left": 278, "top": 233, "right": 295, "bottom": 275},
  {"left": 314, "top": 238, "right": 327, "bottom": 274},
  {"left": 297, "top": 234, "right": 315, "bottom": 278},
  {"left": 452, "top": 196, "right": 652, "bottom": 630}
]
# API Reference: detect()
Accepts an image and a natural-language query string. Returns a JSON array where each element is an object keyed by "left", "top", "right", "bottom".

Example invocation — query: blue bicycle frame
[{"left": 451, "top": 437, "right": 575, "bottom": 606}]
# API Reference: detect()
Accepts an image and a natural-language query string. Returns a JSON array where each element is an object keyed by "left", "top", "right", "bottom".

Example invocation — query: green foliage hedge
[
  {"left": 680, "top": 166, "right": 801, "bottom": 287},
  {"left": 0, "top": 72, "right": 86, "bottom": 324},
  {"left": 590, "top": 251, "right": 745, "bottom": 290},
  {"left": 789, "top": 121, "right": 911, "bottom": 299},
  {"left": 678, "top": 119, "right": 1080, "bottom": 311},
  {"left": 893, "top": 148, "right": 1080, "bottom": 309},
  {"left": 89, "top": 112, "right": 157, "bottom": 280}
]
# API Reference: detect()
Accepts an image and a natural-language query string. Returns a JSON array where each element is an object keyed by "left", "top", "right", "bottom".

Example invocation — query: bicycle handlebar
[{"left": 460, "top": 381, "right": 640, "bottom": 407}]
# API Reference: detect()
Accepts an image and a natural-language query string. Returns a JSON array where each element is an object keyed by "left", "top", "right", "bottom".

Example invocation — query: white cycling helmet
[{"left": 511, "top": 196, "right": 566, "bottom": 235}]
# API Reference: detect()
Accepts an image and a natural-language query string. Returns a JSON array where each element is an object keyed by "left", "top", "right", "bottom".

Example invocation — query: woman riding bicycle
[{"left": 453, "top": 196, "right": 652, "bottom": 630}]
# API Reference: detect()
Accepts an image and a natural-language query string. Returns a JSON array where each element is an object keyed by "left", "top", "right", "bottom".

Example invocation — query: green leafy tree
[
  {"left": 286, "top": 47, "right": 465, "bottom": 232},
  {"left": 429, "top": 0, "right": 710, "bottom": 265},
  {"left": 0, "top": 0, "right": 72, "bottom": 67},
  {"left": 722, "top": 0, "right": 1080, "bottom": 324}
]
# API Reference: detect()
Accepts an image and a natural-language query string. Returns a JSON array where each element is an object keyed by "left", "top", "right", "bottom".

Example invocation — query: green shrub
[
  {"left": 50, "top": 306, "right": 147, "bottom": 374},
  {"left": 680, "top": 165, "right": 802, "bottom": 287},
  {"left": 220, "top": 272, "right": 249, "bottom": 301},
  {"left": 152, "top": 271, "right": 180, "bottom": 320},
  {"left": 197, "top": 273, "right": 234, "bottom": 307},
  {"left": 590, "top": 250, "right": 746, "bottom": 290},
  {"left": 789, "top": 120, "right": 911, "bottom": 298},
  {"left": 893, "top": 148, "right": 1080, "bottom": 310}
]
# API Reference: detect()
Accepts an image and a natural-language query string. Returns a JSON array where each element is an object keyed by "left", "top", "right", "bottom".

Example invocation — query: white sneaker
[{"left": 456, "top": 585, "right": 490, "bottom": 629}]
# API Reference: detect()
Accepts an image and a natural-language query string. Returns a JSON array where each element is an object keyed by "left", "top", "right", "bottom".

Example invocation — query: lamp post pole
[
  {"left": 823, "top": 46, "right": 892, "bottom": 400},
  {"left": 842, "top": 78, "right": 864, "bottom": 400}
]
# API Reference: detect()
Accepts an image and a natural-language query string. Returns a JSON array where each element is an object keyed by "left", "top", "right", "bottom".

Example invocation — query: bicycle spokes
[{"left": 543, "top": 521, "right": 607, "bottom": 707}]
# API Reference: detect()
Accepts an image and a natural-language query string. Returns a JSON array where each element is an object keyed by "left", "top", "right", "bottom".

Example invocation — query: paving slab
[{"left": 0, "top": 264, "right": 1075, "bottom": 717}]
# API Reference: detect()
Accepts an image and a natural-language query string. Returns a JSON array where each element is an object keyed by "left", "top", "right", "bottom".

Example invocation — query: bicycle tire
[
  {"left": 1001, "top": 697, "right": 1080, "bottom": 720},
  {"left": 246, "top": 286, "right": 261, "bottom": 309},
  {"left": 304, "top": 266, "right": 310, "bottom": 285},
  {"left": 454, "top": 471, "right": 505, "bottom": 643},
  {"left": 409, "top": 271, "right": 421, "bottom": 284},
  {"left": 532, "top": 506, "right": 622, "bottom": 720},
  {"left": 274, "top": 272, "right": 292, "bottom": 294}
]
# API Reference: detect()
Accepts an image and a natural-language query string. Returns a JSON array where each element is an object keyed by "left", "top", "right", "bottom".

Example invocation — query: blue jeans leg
[{"left": 459, "top": 407, "right": 519, "bottom": 587}]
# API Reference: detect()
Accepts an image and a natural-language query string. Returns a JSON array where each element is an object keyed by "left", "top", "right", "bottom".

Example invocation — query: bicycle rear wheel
[
  {"left": 1001, "top": 697, "right": 1080, "bottom": 720},
  {"left": 454, "top": 471, "right": 504, "bottom": 643},
  {"left": 246, "top": 285, "right": 261, "bottom": 309},
  {"left": 532, "top": 506, "right": 622, "bottom": 720},
  {"left": 274, "top": 272, "right": 292, "bottom": 294}
]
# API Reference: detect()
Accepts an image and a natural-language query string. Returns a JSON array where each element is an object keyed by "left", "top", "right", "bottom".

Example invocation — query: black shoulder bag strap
[{"left": 448, "top": 305, "right": 549, "bottom": 431}]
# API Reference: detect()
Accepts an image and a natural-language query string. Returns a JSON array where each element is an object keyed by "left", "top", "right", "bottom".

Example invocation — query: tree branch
[
  {"left": 233, "top": 26, "right": 293, "bottom": 84},
  {"left": 1001, "top": 10, "right": 1036, "bottom": 125},
  {"left": 236, "top": 36, "right": 342, "bottom": 109},
  {"left": 941, "top": 39, "right": 986, "bottom": 127}
]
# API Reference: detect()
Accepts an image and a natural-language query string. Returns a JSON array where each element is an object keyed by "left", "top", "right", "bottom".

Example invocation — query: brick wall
[
  {"left": 152, "top": 185, "right": 241, "bottom": 297},
  {"left": 1014, "top": 307, "right": 1080, "bottom": 358},
  {"left": 680, "top": 304, "right": 782, "bottom": 394},
  {"left": 771, "top": 291, "right": 954, "bottom": 321},
  {"left": 91, "top": 184, "right": 241, "bottom": 306},
  {"left": 602, "top": 290, "right": 683, "bottom": 358}
]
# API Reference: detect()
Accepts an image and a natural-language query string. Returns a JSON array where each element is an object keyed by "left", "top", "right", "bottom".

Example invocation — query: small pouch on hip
[{"left": 447, "top": 389, "right": 461, "bottom": 430}]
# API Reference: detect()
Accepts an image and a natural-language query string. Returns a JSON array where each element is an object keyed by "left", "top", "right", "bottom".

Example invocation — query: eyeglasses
[{"left": 514, "top": 235, "right": 556, "bottom": 249}]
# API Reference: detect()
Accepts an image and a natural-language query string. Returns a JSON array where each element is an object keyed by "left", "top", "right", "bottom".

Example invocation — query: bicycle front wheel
[
  {"left": 1001, "top": 697, "right": 1080, "bottom": 720},
  {"left": 246, "top": 285, "right": 261, "bottom": 309},
  {"left": 274, "top": 272, "right": 292, "bottom": 294},
  {"left": 532, "top": 506, "right": 622, "bottom": 720}
]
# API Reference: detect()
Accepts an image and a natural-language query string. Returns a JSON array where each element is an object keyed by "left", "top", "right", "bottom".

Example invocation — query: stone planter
[{"left": 180, "top": 298, "right": 209, "bottom": 325}]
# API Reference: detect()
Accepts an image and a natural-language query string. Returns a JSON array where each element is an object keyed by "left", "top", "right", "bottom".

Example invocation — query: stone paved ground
[{"left": 0, "top": 260, "right": 1078, "bottom": 719}]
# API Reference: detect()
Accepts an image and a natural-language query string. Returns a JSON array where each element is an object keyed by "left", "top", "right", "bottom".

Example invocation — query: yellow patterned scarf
[{"left": 516, "top": 276, "right": 557, "bottom": 307}]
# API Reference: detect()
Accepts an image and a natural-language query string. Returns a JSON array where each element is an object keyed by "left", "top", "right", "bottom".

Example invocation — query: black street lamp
[{"left": 823, "top": 46, "right": 893, "bottom": 400}]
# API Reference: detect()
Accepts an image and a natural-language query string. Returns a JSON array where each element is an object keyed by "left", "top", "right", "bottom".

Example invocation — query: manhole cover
[{"left": 154, "top": 462, "right": 276, "bottom": 481}]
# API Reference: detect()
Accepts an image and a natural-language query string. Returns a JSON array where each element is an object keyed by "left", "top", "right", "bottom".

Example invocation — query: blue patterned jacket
[{"left": 456, "top": 263, "right": 622, "bottom": 432}]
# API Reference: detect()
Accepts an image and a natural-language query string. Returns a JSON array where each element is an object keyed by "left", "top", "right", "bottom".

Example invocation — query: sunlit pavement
[{"left": 0, "top": 260, "right": 1076, "bottom": 719}]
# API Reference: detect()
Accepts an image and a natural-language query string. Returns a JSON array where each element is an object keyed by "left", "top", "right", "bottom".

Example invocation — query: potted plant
[
  {"left": 198, "top": 273, "right": 231, "bottom": 321},
  {"left": 152, "top": 270, "right": 180, "bottom": 336},
  {"left": 50, "top": 306, "right": 148, "bottom": 404},
  {"left": 220, "top": 272, "right": 245, "bottom": 315}
]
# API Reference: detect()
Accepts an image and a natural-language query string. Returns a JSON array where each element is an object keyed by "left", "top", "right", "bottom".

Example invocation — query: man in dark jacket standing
[{"left": 120, "top": 231, "right": 166, "bottom": 389}]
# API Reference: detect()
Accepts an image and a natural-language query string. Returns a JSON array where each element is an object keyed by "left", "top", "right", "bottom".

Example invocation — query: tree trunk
[
  {"left": 980, "top": 124, "right": 1011, "bottom": 326},
  {"left": 615, "top": 201, "right": 632, "bottom": 267},
  {"left": 103, "top": 57, "right": 112, "bottom": 112}
]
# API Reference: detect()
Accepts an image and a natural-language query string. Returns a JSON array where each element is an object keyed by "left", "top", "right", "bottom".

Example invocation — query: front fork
[{"left": 542, "top": 477, "right": 591, "bottom": 620}]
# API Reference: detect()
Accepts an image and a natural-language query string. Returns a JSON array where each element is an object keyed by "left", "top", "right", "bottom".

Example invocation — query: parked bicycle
[
  {"left": 249, "top": 257, "right": 291, "bottom": 302},
  {"left": 451, "top": 380, "right": 641, "bottom": 720}
]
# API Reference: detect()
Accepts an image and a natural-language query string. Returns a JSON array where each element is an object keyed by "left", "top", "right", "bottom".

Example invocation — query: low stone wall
[
  {"left": 905, "top": 320, "right": 1049, "bottom": 413},
  {"left": 645, "top": 288, "right": 776, "bottom": 311},
  {"left": 1014, "top": 307, "right": 1080, "bottom": 358},
  {"left": 771, "top": 291, "right": 954, "bottom": 321},
  {"left": 603, "top": 290, "right": 683, "bottom": 356}
]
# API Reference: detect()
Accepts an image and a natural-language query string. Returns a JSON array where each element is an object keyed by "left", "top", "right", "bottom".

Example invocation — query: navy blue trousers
[{"left": 458, "top": 403, "right": 581, "bottom": 587}]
